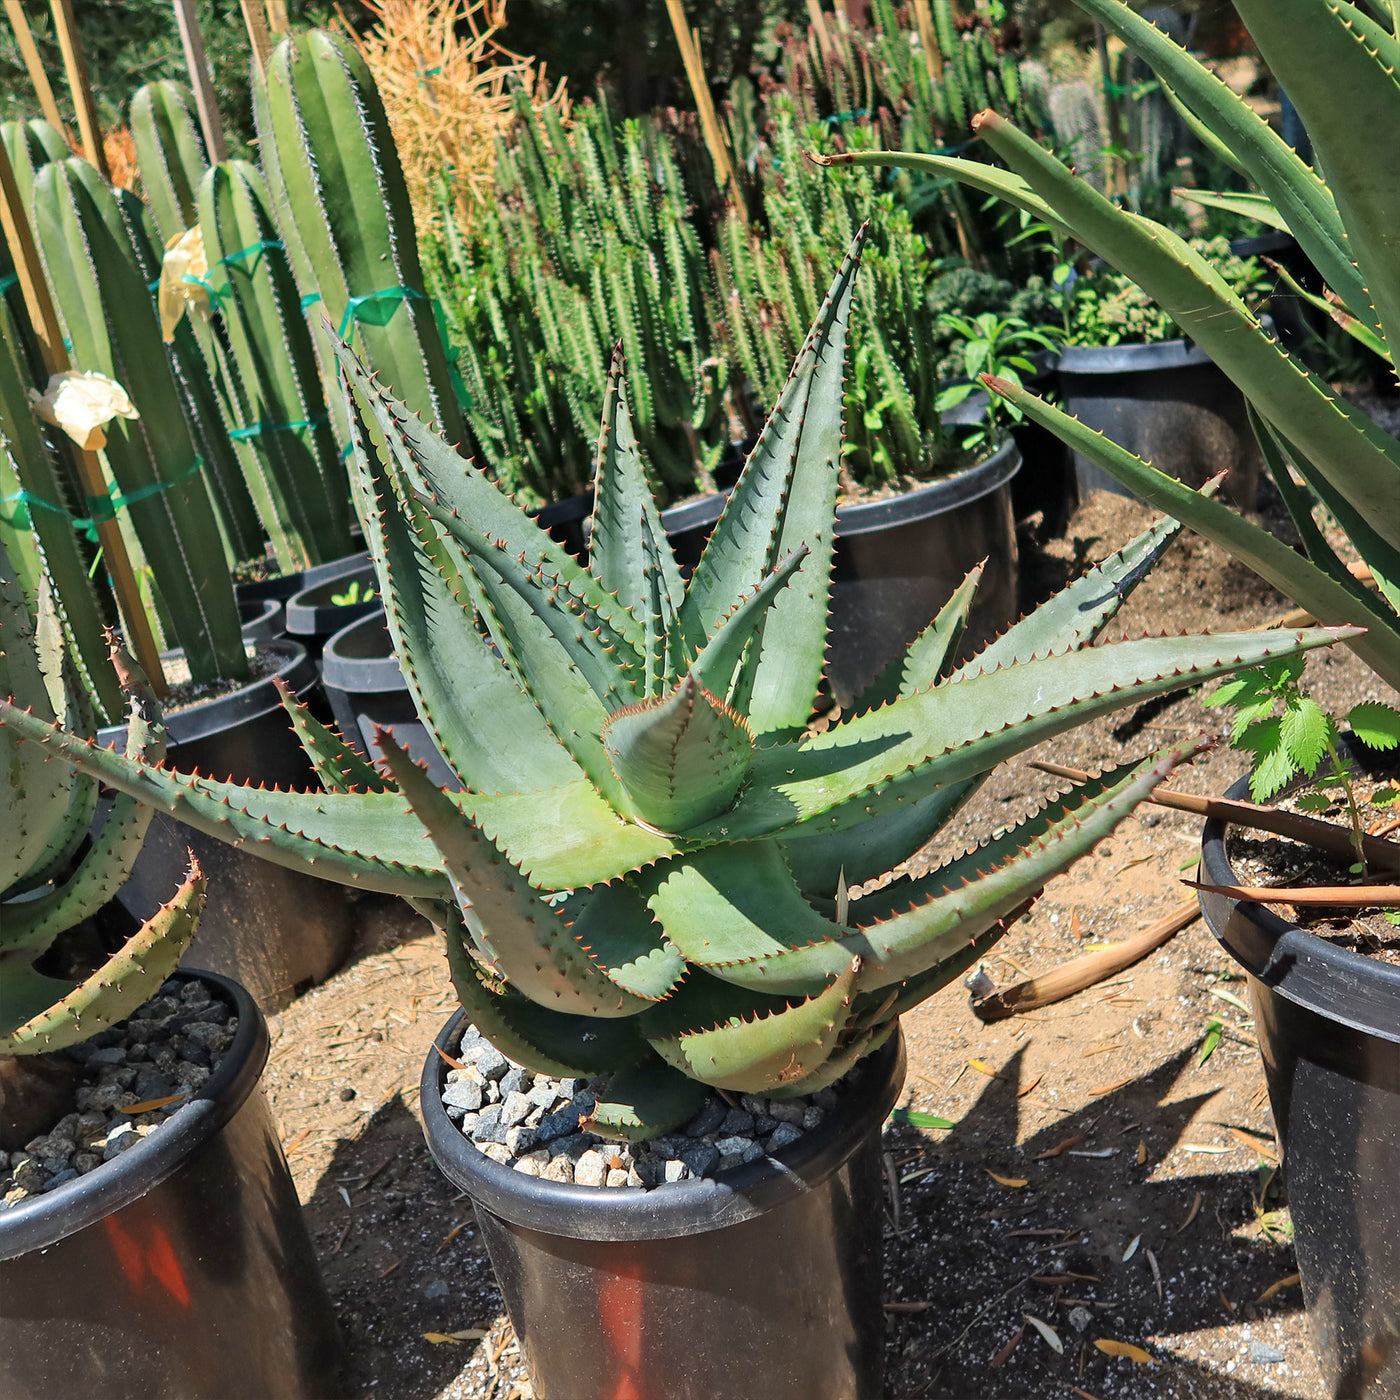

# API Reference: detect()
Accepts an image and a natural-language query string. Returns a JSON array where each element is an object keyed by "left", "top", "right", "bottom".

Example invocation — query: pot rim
[
  {"left": 284, "top": 564, "right": 379, "bottom": 638},
  {"left": 0, "top": 968, "right": 269, "bottom": 1259},
  {"left": 1198, "top": 759, "right": 1400, "bottom": 1045},
  {"left": 659, "top": 437, "right": 1021, "bottom": 541},
  {"left": 420, "top": 1013, "right": 906, "bottom": 1243},
  {"left": 96, "top": 639, "right": 315, "bottom": 750}
]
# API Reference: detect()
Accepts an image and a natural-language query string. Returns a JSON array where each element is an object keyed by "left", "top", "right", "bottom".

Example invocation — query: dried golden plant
[
  {"left": 345, "top": 0, "right": 569, "bottom": 237},
  {"left": 102, "top": 125, "right": 138, "bottom": 190}
]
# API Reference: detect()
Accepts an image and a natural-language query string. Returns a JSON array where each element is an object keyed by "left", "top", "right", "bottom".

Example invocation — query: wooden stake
[
  {"left": 264, "top": 0, "right": 289, "bottom": 35},
  {"left": 171, "top": 0, "right": 229, "bottom": 161},
  {"left": 663, "top": 0, "right": 747, "bottom": 222},
  {"left": 47, "top": 0, "right": 108, "bottom": 178},
  {"left": 239, "top": 0, "right": 273, "bottom": 77},
  {"left": 3, "top": 0, "right": 66, "bottom": 131},
  {"left": 0, "top": 138, "right": 167, "bottom": 692}
]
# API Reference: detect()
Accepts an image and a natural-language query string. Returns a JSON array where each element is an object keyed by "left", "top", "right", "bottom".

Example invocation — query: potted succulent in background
[
  {"left": 1, "top": 229, "right": 1352, "bottom": 1399},
  {"left": 828, "top": 0, "right": 1400, "bottom": 1389},
  {"left": 0, "top": 549, "right": 339, "bottom": 1400}
]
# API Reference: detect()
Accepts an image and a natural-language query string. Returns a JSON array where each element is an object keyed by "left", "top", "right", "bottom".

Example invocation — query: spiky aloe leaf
[
  {"left": 856, "top": 563, "right": 984, "bottom": 712},
  {"left": 273, "top": 676, "right": 392, "bottom": 794},
  {"left": 342, "top": 374, "right": 584, "bottom": 797},
  {"left": 1230, "top": 0, "right": 1400, "bottom": 352},
  {"left": 676, "top": 226, "right": 863, "bottom": 740},
  {"left": 584, "top": 1061, "right": 710, "bottom": 1143},
  {"left": 0, "top": 856, "right": 201, "bottom": 1054},
  {"left": 1066, "top": 0, "right": 1372, "bottom": 330},
  {"left": 589, "top": 348, "right": 685, "bottom": 652},
  {"left": 983, "top": 375, "right": 1400, "bottom": 690},
  {"left": 765, "top": 1019, "right": 896, "bottom": 1101},
  {"left": 650, "top": 747, "right": 1197, "bottom": 998},
  {"left": 438, "top": 906, "right": 656, "bottom": 1077},
  {"left": 602, "top": 677, "right": 754, "bottom": 832},
  {"left": 642, "top": 958, "right": 862, "bottom": 1094},
  {"left": 376, "top": 729, "right": 652, "bottom": 1017}
]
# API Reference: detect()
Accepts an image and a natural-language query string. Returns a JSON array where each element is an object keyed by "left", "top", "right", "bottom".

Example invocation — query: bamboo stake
[
  {"left": 1030, "top": 760, "right": 1400, "bottom": 873},
  {"left": 264, "top": 0, "right": 289, "bottom": 35},
  {"left": 0, "top": 139, "right": 167, "bottom": 693},
  {"left": 3, "top": 0, "right": 66, "bottom": 131},
  {"left": 46, "top": 0, "right": 107, "bottom": 178},
  {"left": 910, "top": 0, "right": 944, "bottom": 84},
  {"left": 1188, "top": 880, "right": 1400, "bottom": 908},
  {"left": 663, "top": 0, "right": 747, "bottom": 223},
  {"left": 171, "top": 0, "right": 229, "bottom": 161},
  {"left": 239, "top": 0, "right": 272, "bottom": 77}
]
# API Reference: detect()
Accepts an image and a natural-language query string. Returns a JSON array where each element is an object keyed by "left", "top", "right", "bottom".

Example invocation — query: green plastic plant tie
[
  {"left": 0, "top": 273, "right": 18, "bottom": 296},
  {"left": 337, "top": 285, "right": 427, "bottom": 339},
  {"left": 229, "top": 412, "right": 329, "bottom": 441},
  {"left": 2, "top": 455, "right": 206, "bottom": 541},
  {"left": 300, "top": 292, "right": 322, "bottom": 310},
  {"left": 219, "top": 237, "right": 283, "bottom": 268},
  {"left": 824, "top": 109, "right": 872, "bottom": 125}
]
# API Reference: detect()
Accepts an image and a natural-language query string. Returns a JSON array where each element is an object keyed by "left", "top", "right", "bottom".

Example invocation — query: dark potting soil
[
  {"left": 0, "top": 976, "right": 235, "bottom": 1207},
  {"left": 1225, "top": 760, "right": 1400, "bottom": 967},
  {"left": 157, "top": 644, "right": 285, "bottom": 714}
]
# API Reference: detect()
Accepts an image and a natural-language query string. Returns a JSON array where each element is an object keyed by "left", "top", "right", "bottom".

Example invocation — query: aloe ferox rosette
[{"left": 0, "top": 229, "right": 1356, "bottom": 1139}]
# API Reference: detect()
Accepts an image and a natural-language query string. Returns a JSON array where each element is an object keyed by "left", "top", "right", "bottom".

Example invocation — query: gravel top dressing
[{"left": 0, "top": 976, "right": 235, "bottom": 1207}]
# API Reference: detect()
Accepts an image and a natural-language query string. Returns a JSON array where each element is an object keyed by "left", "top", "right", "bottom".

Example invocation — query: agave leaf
[
  {"left": 583, "top": 1061, "right": 710, "bottom": 1142},
  {"left": 0, "top": 856, "right": 202, "bottom": 1053},
  {"left": 676, "top": 226, "right": 862, "bottom": 740},
  {"left": 855, "top": 564, "right": 984, "bottom": 712},
  {"left": 1172, "top": 189, "right": 1288, "bottom": 233},
  {"left": 1231, "top": 0, "right": 1400, "bottom": 352},
  {"left": 376, "top": 729, "right": 651, "bottom": 1018},
  {"left": 588, "top": 349, "right": 685, "bottom": 655},
  {"left": 343, "top": 379, "right": 584, "bottom": 796},
  {"left": 642, "top": 958, "right": 861, "bottom": 1093},
  {"left": 602, "top": 677, "right": 754, "bottom": 832},
  {"left": 984, "top": 375, "right": 1400, "bottom": 690},
  {"left": 1068, "top": 0, "right": 1373, "bottom": 328},
  {"left": 438, "top": 906, "right": 656, "bottom": 1077}
]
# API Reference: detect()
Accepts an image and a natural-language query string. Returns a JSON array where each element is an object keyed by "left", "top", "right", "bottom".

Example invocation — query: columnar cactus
[
  {"left": 129, "top": 80, "right": 209, "bottom": 244},
  {"left": 0, "top": 543, "right": 201, "bottom": 1147},
  {"left": 255, "top": 29, "right": 465, "bottom": 455},
  {"left": 30, "top": 157, "right": 248, "bottom": 684},
  {"left": 198, "top": 159, "right": 354, "bottom": 569},
  {"left": 0, "top": 232, "right": 1352, "bottom": 1137}
]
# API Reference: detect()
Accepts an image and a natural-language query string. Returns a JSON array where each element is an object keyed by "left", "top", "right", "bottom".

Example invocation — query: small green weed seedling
[
  {"left": 1203, "top": 656, "right": 1400, "bottom": 877},
  {"left": 331, "top": 579, "right": 378, "bottom": 607}
]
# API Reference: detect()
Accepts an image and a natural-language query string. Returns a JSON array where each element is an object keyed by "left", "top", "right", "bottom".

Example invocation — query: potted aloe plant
[
  {"left": 0, "top": 227, "right": 1351, "bottom": 1399},
  {"left": 822, "top": 1, "right": 1400, "bottom": 1390},
  {"left": 0, "top": 547, "right": 339, "bottom": 1400}
]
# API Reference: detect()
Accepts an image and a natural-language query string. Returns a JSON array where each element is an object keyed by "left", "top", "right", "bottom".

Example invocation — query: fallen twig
[
  {"left": 972, "top": 898, "right": 1199, "bottom": 1022},
  {"left": 1188, "top": 879, "right": 1400, "bottom": 906}
]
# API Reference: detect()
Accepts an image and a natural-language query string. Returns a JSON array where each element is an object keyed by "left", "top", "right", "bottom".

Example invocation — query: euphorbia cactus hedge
[{"left": 0, "top": 230, "right": 1353, "bottom": 1139}]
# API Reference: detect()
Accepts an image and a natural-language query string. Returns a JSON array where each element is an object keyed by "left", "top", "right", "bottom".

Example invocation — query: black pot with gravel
[
  {"left": 0, "top": 969, "right": 343, "bottom": 1400},
  {"left": 421, "top": 1009, "right": 904, "bottom": 1400}
]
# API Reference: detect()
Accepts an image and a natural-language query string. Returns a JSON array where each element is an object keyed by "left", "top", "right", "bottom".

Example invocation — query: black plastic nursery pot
[
  {"left": 662, "top": 440, "right": 1022, "bottom": 709},
  {"left": 421, "top": 1012, "right": 905, "bottom": 1400},
  {"left": 0, "top": 969, "right": 342, "bottom": 1400},
  {"left": 1199, "top": 766, "right": 1400, "bottom": 1400},
  {"left": 99, "top": 639, "right": 353, "bottom": 1012},
  {"left": 1058, "top": 337, "right": 1262, "bottom": 509},
  {"left": 234, "top": 547, "right": 371, "bottom": 611},
  {"left": 238, "top": 595, "right": 284, "bottom": 644},
  {"left": 284, "top": 561, "right": 381, "bottom": 672},
  {"left": 320, "top": 610, "right": 461, "bottom": 791}
]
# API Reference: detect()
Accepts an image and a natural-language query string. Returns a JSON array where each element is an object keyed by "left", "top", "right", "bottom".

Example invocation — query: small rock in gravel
[
  {"left": 504, "top": 1125, "right": 538, "bottom": 1156},
  {"left": 11, "top": 1158, "right": 48, "bottom": 1191},
  {"left": 134, "top": 1072, "right": 181, "bottom": 1101},
  {"left": 513, "top": 1156, "right": 541, "bottom": 1177},
  {"left": 479, "top": 1142, "right": 512, "bottom": 1164},
  {"left": 463, "top": 1044, "right": 509, "bottom": 1081},
  {"left": 174, "top": 1040, "right": 211, "bottom": 1068},
  {"left": 500, "top": 1091, "right": 533, "bottom": 1128},
  {"left": 40, "top": 1168, "right": 78, "bottom": 1192},
  {"left": 536, "top": 1106, "right": 583, "bottom": 1143},
  {"left": 542, "top": 1156, "right": 574, "bottom": 1183},
  {"left": 549, "top": 1132, "right": 601, "bottom": 1160},
  {"left": 421, "top": 1278, "right": 450, "bottom": 1300},
  {"left": 73, "top": 1152, "right": 102, "bottom": 1175},
  {"left": 606, "top": 1168, "right": 631, "bottom": 1187},
  {"left": 718, "top": 1107, "right": 754, "bottom": 1136},
  {"left": 683, "top": 1099, "right": 727, "bottom": 1137},
  {"left": 715, "top": 1135, "right": 764, "bottom": 1170},
  {"left": 182, "top": 1021, "right": 232, "bottom": 1050},
  {"left": 87, "top": 1046, "right": 126, "bottom": 1066},
  {"left": 171, "top": 1062, "right": 209, "bottom": 1089},
  {"left": 498, "top": 1067, "right": 531, "bottom": 1098},
  {"left": 678, "top": 1142, "right": 720, "bottom": 1177},
  {"left": 663, "top": 1159, "right": 689, "bottom": 1184},
  {"left": 472, "top": 1104, "right": 507, "bottom": 1144},
  {"left": 527, "top": 1082, "right": 559, "bottom": 1110},
  {"left": 767, "top": 1100, "right": 806, "bottom": 1126},
  {"left": 1250, "top": 1343, "right": 1285, "bottom": 1364},
  {"left": 573, "top": 1150, "right": 608, "bottom": 1187},
  {"left": 765, "top": 1123, "right": 804, "bottom": 1153},
  {"left": 24, "top": 1134, "right": 75, "bottom": 1161},
  {"left": 137, "top": 996, "right": 181, "bottom": 1021},
  {"left": 442, "top": 1078, "right": 483, "bottom": 1114},
  {"left": 1069, "top": 1307, "right": 1091, "bottom": 1334},
  {"left": 801, "top": 1104, "right": 825, "bottom": 1131}
]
